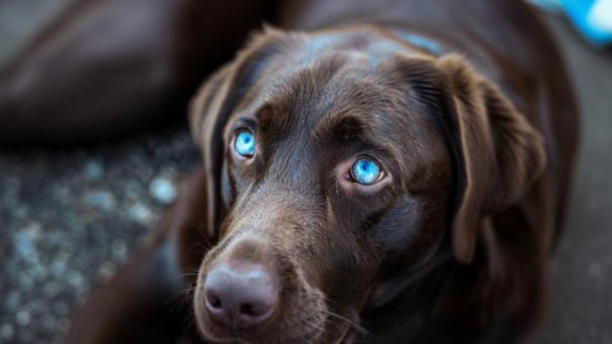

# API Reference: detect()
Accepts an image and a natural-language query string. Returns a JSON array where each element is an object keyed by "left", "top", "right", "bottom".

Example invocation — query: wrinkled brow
[
  {"left": 254, "top": 102, "right": 291, "bottom": 132},
  {"left": 312, "top": 112, "right": 377, "bottom": 143}
]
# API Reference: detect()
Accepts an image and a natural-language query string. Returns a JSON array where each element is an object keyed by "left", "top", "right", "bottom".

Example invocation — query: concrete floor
[
  {"left": 531, "top": 15, "right": 612, "bottom": 344},
  {"left": 0, "top": 2, "right": 611, "bottom": 344}
]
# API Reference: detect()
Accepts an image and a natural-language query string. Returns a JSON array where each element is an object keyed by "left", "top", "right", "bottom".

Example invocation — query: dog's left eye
[
  {"left": 350, "top": 157, "right": 383, "bottom": 185},
  {"left": 233, "top": 129, "right": 255, "bottom": 158}
]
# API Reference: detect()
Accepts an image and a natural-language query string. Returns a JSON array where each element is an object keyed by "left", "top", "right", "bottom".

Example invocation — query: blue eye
[
  {"left": 350, "top": 158, "right": 383, "bottom": 185},
  {"left": 234, "top": 130, "right": 255, "bottom": 157}
]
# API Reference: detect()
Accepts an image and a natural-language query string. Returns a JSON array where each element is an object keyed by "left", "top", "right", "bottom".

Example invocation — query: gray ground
[
  {"left": 532, "top": 15, "right": 612, "bottom": 344},
  {"left": 0, "top": 2, "right": 611, "bottom": 344}
]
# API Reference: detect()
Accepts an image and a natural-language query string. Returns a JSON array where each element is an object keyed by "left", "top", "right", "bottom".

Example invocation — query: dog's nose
[{"left": 203, "top": 261, "right": 278, "bottom": 329}]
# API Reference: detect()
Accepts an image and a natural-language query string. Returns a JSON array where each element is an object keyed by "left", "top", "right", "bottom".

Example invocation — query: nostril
[
  {"left": 203, "top": 261, "right": 279, "bottom": 329},
  {"left": 240, "top": 303, "right": 255, "bottom": 317},
  {"left": 239, "top": 302, "right": 270, "bottom": 318},
  {"left": 205, "top": 290, "right": 222, "bottom": 310}
]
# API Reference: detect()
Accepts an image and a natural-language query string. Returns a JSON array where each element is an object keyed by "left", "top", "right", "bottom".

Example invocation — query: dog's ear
[
  {"left": 188, "top": 27, "right": 289, "bottom": 240},
  {"left": 189, "top": 64, "right": 233, "bottom": 241},
  {"left": 435, "top": 55, "right": 546, "bottom": 264}
]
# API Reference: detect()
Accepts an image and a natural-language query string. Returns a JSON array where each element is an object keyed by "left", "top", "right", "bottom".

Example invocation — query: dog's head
[{"left": 188, "top": 26, "right": 545, "bottom": 344}]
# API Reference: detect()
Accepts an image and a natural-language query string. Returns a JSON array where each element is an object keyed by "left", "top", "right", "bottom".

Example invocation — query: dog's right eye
[
  {"left": 233, "top": 129, "right": 255, "bottom": 158},
  {"left": 350, "top": 157, "right": 384, "bottom": 185}
]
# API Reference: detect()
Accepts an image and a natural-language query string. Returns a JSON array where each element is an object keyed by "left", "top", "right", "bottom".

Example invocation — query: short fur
[{"left": 0, "top": 1, "right": 578, "bottom": 343}]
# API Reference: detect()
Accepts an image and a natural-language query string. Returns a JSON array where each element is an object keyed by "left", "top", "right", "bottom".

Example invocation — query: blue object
[
  {"left": 351, "top": 158, "right": 382, "bottom": 185},
  {"left": 530, "top": 0, "right": 612, "bottom": 47},
  {"left": 234, "top": 130, "right": 255, "bottom": 157},
  {"left": 562, "top": 0, "right": 612, "bottom": 47},
  {"left": 401, "top": 34, "right": 443, "bottom": 55},
  {"left": 391, "top": 30, "right": 443, "bottom": 55}
]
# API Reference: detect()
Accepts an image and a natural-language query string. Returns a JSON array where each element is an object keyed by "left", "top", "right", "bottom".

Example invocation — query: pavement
[
  {"left": 0, "top": 2, "right": 611, "bottom": 344},
  {"left": 531, "top": 14, "right": 612, "bottom": 344}
]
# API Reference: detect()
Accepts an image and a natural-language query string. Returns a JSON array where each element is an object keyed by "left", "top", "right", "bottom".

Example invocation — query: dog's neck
[
  {"left": 352, "top": 231, "right": 459, "bottom": 343},
  {"left": 358, "top": 257, "right": 459, "bottom": 343}
]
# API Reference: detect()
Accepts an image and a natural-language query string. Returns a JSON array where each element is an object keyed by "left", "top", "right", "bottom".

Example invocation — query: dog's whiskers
[
  {"left": 322, "top": 309, "right": 371, "bottom": 337},
  {"left": 284, "top": 313, "right": 328, "bottom": 343}
]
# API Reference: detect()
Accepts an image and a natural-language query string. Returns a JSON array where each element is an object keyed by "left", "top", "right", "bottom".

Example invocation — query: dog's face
[{"left": 189, "top": 27, "right": 545, "bottom": 344}]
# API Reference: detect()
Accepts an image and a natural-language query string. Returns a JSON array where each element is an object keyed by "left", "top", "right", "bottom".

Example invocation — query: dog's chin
[{"left": 195, "top": 321, "right": 355, "bottom": 344}]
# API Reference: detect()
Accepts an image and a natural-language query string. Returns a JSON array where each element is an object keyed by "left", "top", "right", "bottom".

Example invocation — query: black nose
[{"left": 203, "top": 261, "right": 278, "bottom": 329}]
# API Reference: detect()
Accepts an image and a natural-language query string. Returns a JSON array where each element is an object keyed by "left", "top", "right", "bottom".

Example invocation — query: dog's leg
[
  {"left": 68, "top": 168, "right": 214, "bottom": 343},
  {"left": 0, "top": 0, "right": 279, "bottom": 146}
]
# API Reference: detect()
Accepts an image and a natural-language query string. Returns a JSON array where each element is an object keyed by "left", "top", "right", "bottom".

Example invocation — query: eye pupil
[
  {"left": 351, "top": 158, "right": 381, "bottom": 185},
  {"left": 234, "top": 130, "right": 255, "bottom": 157}
]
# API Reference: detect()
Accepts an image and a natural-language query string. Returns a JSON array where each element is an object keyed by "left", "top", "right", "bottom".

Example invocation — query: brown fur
[
  {"left": 184, "top": 28, "right": 560, "bottom": 342},
  {"left": 0, "top": 1, "right": 578, "bottom": 343}
]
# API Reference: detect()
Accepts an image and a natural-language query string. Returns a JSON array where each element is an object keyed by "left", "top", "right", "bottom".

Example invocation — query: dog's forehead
[
  {"left": 302, "top": 29, "right": 408, "bottom": 67},
  {"left": 248, "top": 35, "right": 414, "bottom": 137},
  {"left": 228, "top": 29, "right": 447, "bottom": 171}
]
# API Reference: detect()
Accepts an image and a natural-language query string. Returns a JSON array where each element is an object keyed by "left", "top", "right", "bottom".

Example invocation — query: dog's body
[{"left": 1, "top": 1, "right": 578, "bottom": 343}]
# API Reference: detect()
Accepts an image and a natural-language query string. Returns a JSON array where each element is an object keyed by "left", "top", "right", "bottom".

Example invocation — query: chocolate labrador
[{"left": 0, "top": 0, "right": 579, "bottom": 343}]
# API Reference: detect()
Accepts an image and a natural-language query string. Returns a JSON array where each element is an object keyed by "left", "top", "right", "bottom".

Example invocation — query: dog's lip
[
  {"left": 224, "top": 328, "right": 355, "bottom": 344},
  {"left": 199, "top": 310, "right": 357, "bottom": 344},
  {"left": 197, "top": 312, "right": 268, "bottom": 342}
]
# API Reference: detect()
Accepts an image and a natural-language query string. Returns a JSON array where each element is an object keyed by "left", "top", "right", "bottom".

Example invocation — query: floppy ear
[
  {"left": 189, "top": 64, "right": 233, "bottom": 241},
  {"left": 188, "top": 27, "right": 289, "bottom": 240},
  {"left": 435, "top": 55, "right": 546, "bottom": 264}
]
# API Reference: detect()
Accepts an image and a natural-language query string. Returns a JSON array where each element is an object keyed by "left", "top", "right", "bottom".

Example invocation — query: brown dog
[{"left": 1, "top": 0, "right": 578, "bottom": 343}]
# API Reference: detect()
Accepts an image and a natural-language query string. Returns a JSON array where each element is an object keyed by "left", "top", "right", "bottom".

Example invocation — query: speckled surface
[
  {"left": 0, "top": 2, "right": 611, "bottom": 344},
  {"left": 0, "top": 130, "right": 199, "bottom": 344}
]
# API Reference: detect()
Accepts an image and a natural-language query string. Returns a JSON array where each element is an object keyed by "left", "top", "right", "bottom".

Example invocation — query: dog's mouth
[
  {"left": 193, "top": 262, "right": 363, "bottom": 344},
  {"left": 195, "top": 301, "right": 359, "bottom": 344},
  {"left": 191, "top": 223, "right": 371, "bottom": 344},
  {"left": 197, "top": 315, "right": 358, "bottom": 344},
  {"left": 192, "top": 241, "right": 346, "bottom": 344}
]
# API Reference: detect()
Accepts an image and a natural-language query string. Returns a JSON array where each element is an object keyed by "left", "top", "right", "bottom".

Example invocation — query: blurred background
[{"left": 0, "top": 1, "right": 611, "bottom": 343}]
